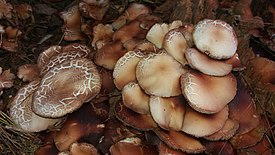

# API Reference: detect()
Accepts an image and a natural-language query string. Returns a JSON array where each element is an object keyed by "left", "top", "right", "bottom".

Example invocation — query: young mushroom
[
  {"left": 78, "top": 0, "right": 110, "bottom": 20},
  {"left": 32, "top": 58, "right": 101, "bottom": 118},
  {"left": 0, "top": 67, "right": 16, "bottom": 95},
  {"left": 193, "top": 19, "right": 238, "bottom": 59}
]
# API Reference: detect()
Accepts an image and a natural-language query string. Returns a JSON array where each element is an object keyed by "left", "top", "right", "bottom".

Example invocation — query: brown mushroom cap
[
  {"left": 92, "top": 24, "right": 114, "bottom": 49},
  {"left": 182, "top": 105, "right": 229, "bottom": 137},
  {"left": 9, "top": 81, "right": 61, "bottom": 132},
  {"left": 13, "top": 4, "right": 32, "bottom": 20},
  {"left": 154, "top": 128, "right": 205, "bottom": 154},
  {"left": 136, "top": 51, "right": 185, "bottom": 97},
  {"left": 32, "top": 58, "right": 101, "bottom": 118},
  {"left": 69, "top": 142, "right": 99, "bottom": 155},
  {"left": 0, "top": 0, "right": 13, "bottom": 19},
  {"left": 193, "top": 19, "right": 238, "bottom": 59},
  {"left": 17, "top": 64, "right": 40, "bottom": 82},
  {"left": 181, "top": 68, "right": 237, "bottom": 114},
  {"left": 78, "top": 0, "right": 109, "bottom": 20},
  {"left": 0, "top": 68, "right": 15, "bottom": 93},
  {"left": 185, "top": 48, "right": 233, "bottom": 76},
  {"left": 122, "top": 82, "right": 150, "bottom": 114},
  {"left": 159, "top": 142, "right": 188, "bottom": 155},
  {"left": 37, "top": 45, "right": 62, "bottom": 70},
  {"left": 134, "top": 40, "right": 158, "bottom": 54},
  {"left": 113, "top": 50, "right": 144, "bottom": 90},
  {"left": 149, "top": 95, "right": 186, "bottom": 131}
]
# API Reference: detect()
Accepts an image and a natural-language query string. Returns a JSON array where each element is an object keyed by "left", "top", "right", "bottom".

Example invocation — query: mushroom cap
[
  {"left": 113, "top": 50, "right": 144, "bottom": 90},
  {"left": 193, "top": 19, "right": 238, "bottom": 59},
  {"left": 32, "top": 58, "right": 101, "bottom": 118},
  {"left": 159, "top": 142, "right": 188, "bottom": 155},
  {"left": 0, "top": 0, "right": 13, "bottom": 19},
  {"left": 92, "top": 24, "right": 114, "bottom": 49},
  {"left": 185, "top": 48, "right": 233, "bottom": 76},
  {"left": 181, "top": 105, "right": 229, "bottom": 137},
  {"left": 9, "top": 81, "right": 61, "bottom": 132},
  {"left": 122, "top": 82, "right": 150, "bottom": 114},
  {"left": 69, "top": 142, "right": 99, "bottom": 155},
  {"left": 78, "top": 0, "right": 109, "bottom": 20},
  {"left": 149, "top": 95, "right": 186, "bottom": 131},
  {"left": 37, "top": 45, "right": 62, "bottom": 70},
  {"left": 163, "top": 28, "right": 188, "bottom": 65},
  {"left": 13, "top": 4, "right": 32, "bottom": 20},
  {"left": 136, "top": 51, "right": 185, "bottom": 97},
  {"left": 17, "top": 64, "right": 40, "bottom": 82},
  {"left": 154, "top": 128, "right": 205, "bottom": 154},
  {"left": 0, "top": 68, "right": 15, "bottom": 91},
  {"left": 181, "top": 68, "right": 237, "bottom": 114}
]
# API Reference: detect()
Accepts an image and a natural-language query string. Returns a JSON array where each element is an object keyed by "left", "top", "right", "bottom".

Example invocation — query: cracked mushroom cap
[
  {"left": 136, "top": 50, "right": 185, "bottom": 97},
  {"left": 182, "top": 105, "right": 229, "bottom": 137},
  {"left": 37, "top": 45, "right": 62, "bottom": 70},
  {"left": 113, "top": 50, "right": 144, "bottom": 90},
  {"left": 32, "top": 58, "right": 101, "bottom": 118},
  {"left": 122, "top": 82, "right": 150, "bottom": 114},
  {"left": 185, "top": 48, "right": 233, "bottom": 76},
  {"left": 193, "top": 19, "right": 238, "bottom": 59},
  {"left": 149, "top": 95, "right": 186, "bottom": 131},
  {"left": 9, "top": 81, "right": 62, "bottom": 132},
  {"left": 181, "top": 68, "right": 237, "bottom": 114}
]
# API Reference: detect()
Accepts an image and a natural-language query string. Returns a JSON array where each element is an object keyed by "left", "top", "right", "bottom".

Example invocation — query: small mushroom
[
  {"left": 122, "top": 82, "right": 150, "bottom": 114},
  {"left": 68, "top": 142, "right": 99, "bottom": 155},
  {"left": 13, "top": 3, "right": 33, "bottom": 20},
  {"left": 136, "top": 50, "right": 185, "bottom": 97},
  {"left": 193, "top": 19, "right": 238, "bottom": 59},
  {"left": 181, "top": 68, "right": 237, "bottom": 114},
  {"left": 17, "top": 64, "right": 40, "bottom": 82},
  {"left": 60, "top": 5, "right": 85, "bottom": 41},
  {"left": 79, "top": 0, "right": 109, "bottom": 20},
  {"left": 91, "top": 24, "right": 114, "bottom": 49},
  {"left": 181, "top": 105, "right": 229, "bottom": 137},
  {"left": 9, "top": 81, "right": 62, "bottom": 132},
  {"left": 2, "top": 26, "right": 23, "bottom": 52},
  {"left": 149, "top": 95, "right": 186, "bottom": 131},
  {"left": 185, "top": 48, "right": 233, "bottom": 76},
  {"left": 32, "top": 58, "right": 101, "bottom": 118},
  {"left": 113, "top": 50, "right": 144, "bottom": 90},
  {"left": 0, "top": 67, "right": 16, "bottom": 95},
  {"left": 112, "top": 3, "right": 151, "bottom": 30},
  {"left": 0, "top": 0, "right": 13, "bottom": 19},
  {"left": 159, "top": 142, "right": 188, "bottom": 155}
]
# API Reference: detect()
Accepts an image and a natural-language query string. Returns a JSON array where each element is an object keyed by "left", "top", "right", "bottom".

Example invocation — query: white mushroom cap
[
  {"left": 9, "top": 81, "right": 61, "bottom": 132},
  {"left": 113, "top": 50, "right": 144, "bottom": 90},
  {"left": 136, "top": 50, "right": 185, "bottom": 97},
  {"left": 149, "top": 95, "right": 186, "bottom": 131},
  {"left": 122, "top": 82, "right": 150, "bottom": 114},
  {"left": 32, "top": 58, "right": 101, "bottom": 118},
  {"left": 185, "top": 48, "right": 233, "bottom": 76},
  {"left": 181, "top": 68, "right": 237, "bottom": 114},
  {"left": 181, "top": 105, "right": 229, "bottom": 137},
  {"left": 193, "top": 19, "right": 238, "bottom": 59}
]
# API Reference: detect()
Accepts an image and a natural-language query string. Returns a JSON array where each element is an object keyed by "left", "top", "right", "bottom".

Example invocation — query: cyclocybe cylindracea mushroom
[
  {"left": 32, "top": 58, "right": 101, "bottom": 118},
  {"left": 79, "top": 0, "right": 110, "bottom": 21},
  {"left": 136, "top": 50, "right": 185, "bottom": 97},
  {"left": 193, "top": 19, "right": 238, "bottom": 59},
  {"left": 9, "top": 81, "right": 62, "bottom": 132}
]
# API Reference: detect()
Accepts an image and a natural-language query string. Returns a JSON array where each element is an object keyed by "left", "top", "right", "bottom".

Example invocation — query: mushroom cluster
[
  {"left": 9, "top": 43, "right": 102, "bottom": 132},
  {"left": 110, "top": 18, "right": 252, "bottom": 153}
]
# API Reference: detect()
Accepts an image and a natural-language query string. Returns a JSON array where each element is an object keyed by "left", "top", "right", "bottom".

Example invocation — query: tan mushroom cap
[
  {"left": 224, "top": 53, "right": 246, "bottom": 71},
  {"left": 149, "top": 95, "right": 186, "bottom": 131},
  {"left": 134, "top": 40, "right": 158, "bottom": 54},
  {"left": 204, "top": 118, "right": 239, "bottom": 141},
  {"left": 113, "top": 50, "right": 144, "bottom": 90},
  {"left": 185, "top": 48, "right": 233, "bottom": 76},
  {"left": 181, "top": 68, "right": 237, "bottom": 114},
  {"left": 9, "top": 81, "right": 61, "bottom": 132},
  {"left": 182, "top": 105, "right": 229, "bottom": 137},
  {"left": 154, "top": 128, "right": 205, "bottom": 154},
  {"left": 32, "top": 58, "right": 101, "bottom": 118},
  {"left": 193, "top": 19, "right": 238, "bottom": 59},
  {"left": 69, "top": 142, "right": 99, "bottom": 155},
  {"left": 146, "top": 21, "right": 183, "bottom": 48},
  {"left": 136, "top": 51, "right": 185, "bottom": 97},
  {"left": 92, "top": 24, "right": 114, "bottom": 49},
  {"left": 122, "top": 82, "right": 150, "bottom": 114}
]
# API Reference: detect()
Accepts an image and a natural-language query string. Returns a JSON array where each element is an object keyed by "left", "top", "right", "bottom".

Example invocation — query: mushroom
[
  {"left": 181, "top": 68, "right": 237, "bottom": 114},
  {"left": 9, "top": 81, "right": 62, "bottom": 132},
  {"left": 37, "top": 45, "right": 62, "bottom": 70},
  {"left": 0, "top": 0, "right": 13, "bottom": 19},
  {"left": 17, "top": 64, "right": 40, "bottom": 82},
  {"left": 181, "top": 105, "right": 229, "bottom": 137},
  {"left": 112, "top": 3, "right": 151, "bottom": 30},
  {"left": 122, "top": 82, "right": 150, "bottom": 114},
  {"left": 134, "top": 40, "right": 158, "bottom": 54},
  {"left": 185, "top": 48, "right": 233, "bottom": 76},
  {"left": 1, "top": 26, "right": 23, "bottom": 52},
  {"left": 113, "top": 50, "right": 144, "bottom": 90},
  {"left": 193, "top": 19, "right": 238, "bottom": 59},
  {"left": 91, "top": 24, "right": 114, "bottom": 49},
  {"left": 66, "top": 142, "right": 99, "bottom": 155},
  {"left": 59, "top": 5, "right": 85, "bottom": 41},
  {"left": 0, "top": 67, "right": 15, "bottom": 95},
  {"left": 146, "top": 20, "right": 183, "bottom": 48},
  {"left": 32, "top": 58, "right": 101, "bottom": 118},
  {"left": 78, "top": 0, "right": 110, "bottom": 20},
  {"left": 159, "top": 142, "right": 188, "bottom": 155},
  {"left": 154, "top": 128, "right": 205, "bottom": 154},
  {"left": 136, "top": 50, "right": 185, "bottom": 97},
  {"left": 149, "top": 95, "right": 186, "bottom": 131},
  {"left": 13, "top": 3, "right": 33, "bottom": 20}
]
